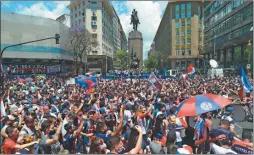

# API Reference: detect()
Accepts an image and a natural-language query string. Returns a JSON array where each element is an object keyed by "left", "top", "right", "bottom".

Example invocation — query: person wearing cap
[{"left": 19, "top": 115, "right": 41, "bottom": 142}]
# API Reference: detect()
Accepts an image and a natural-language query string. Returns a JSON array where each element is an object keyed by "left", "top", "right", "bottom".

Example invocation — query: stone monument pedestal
[{"left": 128, "top": 31, "right": 143, "bottom": 69}]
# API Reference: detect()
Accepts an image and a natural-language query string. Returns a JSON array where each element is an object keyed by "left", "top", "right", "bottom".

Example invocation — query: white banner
[
  {"left": 47, "top": 65, "right": 61, "bottom": 73},
  {"left": 66, "top": 78, "right": 76, "bottom": 85}
]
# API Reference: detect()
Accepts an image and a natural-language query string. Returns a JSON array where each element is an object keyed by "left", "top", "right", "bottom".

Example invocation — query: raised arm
[
  {"left": 111, "top": 105, "right": 124, "bottom": 136},
  {"left": 46, "top": 114, "right": 63, "bottom": 145},
  {"left": 73, "top": 115, "right": 87, "bottom": 138},
  {"left": 129, "top": 126, "right": 143, "bottom": 154}
]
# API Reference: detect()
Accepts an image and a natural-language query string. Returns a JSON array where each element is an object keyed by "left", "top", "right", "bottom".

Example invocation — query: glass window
[
  {"left": 181, "top": 12, "right": 185, "bottom": 18},
  {"left": 182, "top": 39, "right": 185, "bottom": 44},
  {"left": 176, "top": 21, "right": 179, "bottom": 28},
  {"left": 187, "top": 38, "right": 191, "bottom": 44},
  {"left": 91, "top": 2, "right": 97, "bottom": 4},
  {"left": 233, "top": 12, "right": 241, "bottom": 25},
  {"left": 176, "top": 40, "right": 179, "bottom": 45},
  {"left": 75, "top": 13, "right": 77, "bottom": 18},
  {"left": 75, "top": 6, "right": 77, "bottom": 11},
  {"left": 182, "top": 49, "right": 185, "bottom": 56},
  {"left": 83, "top": 17, "right": 85, "bottom": 22},
  {"left": 187, "top": 18, "right": 191, "bottom": 26},
  {"left": 187, "top": 11, "right": 191, "bottom": 18},
  {"left": 188, "top": 49, "right": 191, "bottom": 55},
  {"left": 181, "top": 4, "right": 185, "bottom": 10},
  {"left": 175, "top": 13, "right": 180, "bottom": 19},
  {"left": 233, "top": 0, "right": 241, "bottom": 8},
  {"left": 227, "top": 2, "right": 232, "bottom": 14},
  {"left": 181, "top": 30, "right": 185, "bottom": 36},
  {"left": 187, "top": 3, "right": 191, "bottom": 9},
  {"left": 176, "top": 49, "right": 179, "bottom": 55},
  {"left": 187, "top": 29, "right": 191, "bottom": 35},
  {"left": 176, "top": 31, "right": 179, "bottom": 36},
  {"left": 181, "top": 21, "right": 185, "bottom": 27},
  {"left": 175, "top": 5, "right": 180, "bottom": 11}
]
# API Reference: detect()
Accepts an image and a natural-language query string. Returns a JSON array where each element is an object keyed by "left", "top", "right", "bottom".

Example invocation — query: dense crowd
[{"left": 0, "top": 74, "right": 253, "bottom": 154}]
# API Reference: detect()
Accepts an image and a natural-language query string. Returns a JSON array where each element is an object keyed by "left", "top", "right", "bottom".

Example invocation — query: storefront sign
[
  {"left": 5, "top": 65, "right": 47, "bottom": 74},
  {"left": 47, "top": 65, "right": 61, "bottom": 73}
]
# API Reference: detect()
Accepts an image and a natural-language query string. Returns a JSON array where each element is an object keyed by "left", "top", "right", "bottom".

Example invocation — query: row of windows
[
  {"left": 204, "top": 4, "right": 253, "bottom": 43},
  {"left": 205, "top": 0, "right": 245, "bottom": 19},
  {"left": 176, "top": 49, "right": 192, "bottom": 56},
  {"left": 175, "top": 11, "right": 191, "bottom": 19},
  {"left": 102, "top": 43, "right": 112, "bottom": 52},
  {"left": 175, "top": 61, "right": 192, "bottom": 68},
  {"left": 175, "top": 3, "right": 191, "bottom": 11},
  {"left": 204, "top": 23, "right": 253, "bottom": 47},
  {"left": 205, "top": 0, "right": 245, "bottom": 28},
  {"left": 71, "top": 1, "right": 97, "bottom": 13},
  {"left": 176, "top": 30, "right": 191, "bottom": 36},
  {"left": 176, "top": 19, "right": 191, "bottom": 28},
  {"left": 176, "top": 38, "right": 191, "bottom": 44}
]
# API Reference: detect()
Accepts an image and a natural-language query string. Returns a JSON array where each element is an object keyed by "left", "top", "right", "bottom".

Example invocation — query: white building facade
[{"left": 68, "top": 0, "right": 127, "bottom": 58}]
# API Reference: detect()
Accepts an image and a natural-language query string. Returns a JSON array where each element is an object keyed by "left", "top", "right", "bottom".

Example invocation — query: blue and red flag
[
  {"left": 182, "top": 64, "right": 195, "bottom": 80},
  {"left": 75, "top": 76, "right": 97, "bottom": 89},
  {"left": 239, "top": 67, "right": 253, "bottom": 98},
  {"left": 85, "top": 71, "right": 96, "bottom": 77}
]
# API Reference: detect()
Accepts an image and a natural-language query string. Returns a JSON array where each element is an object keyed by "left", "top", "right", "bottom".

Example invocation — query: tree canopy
[{"left": 114, "top": 50, "right": 129, "bottom": 70}]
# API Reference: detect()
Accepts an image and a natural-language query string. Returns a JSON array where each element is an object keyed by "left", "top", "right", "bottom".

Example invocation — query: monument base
[{"left": 128, "top": 31, "right": 143, "bottom": 69}]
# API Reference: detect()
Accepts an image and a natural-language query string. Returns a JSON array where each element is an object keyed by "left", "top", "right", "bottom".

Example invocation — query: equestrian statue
[{"left": 130, "top": 9, "right": 140, "bottom": 31}]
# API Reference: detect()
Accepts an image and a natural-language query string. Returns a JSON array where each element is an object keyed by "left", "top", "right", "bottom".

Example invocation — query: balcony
[{"left": 168, "top": 55, "right": 198, "bottom": 60}]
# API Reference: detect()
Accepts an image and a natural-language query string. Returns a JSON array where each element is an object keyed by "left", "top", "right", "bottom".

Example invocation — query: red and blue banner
[{"left": 75, "top": 76, "right": 97, "bottom": 89}]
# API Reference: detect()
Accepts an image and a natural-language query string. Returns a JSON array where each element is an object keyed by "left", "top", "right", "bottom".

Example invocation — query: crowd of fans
[{"left": 0, "top": 74, "right": 253, "bottom": 154}]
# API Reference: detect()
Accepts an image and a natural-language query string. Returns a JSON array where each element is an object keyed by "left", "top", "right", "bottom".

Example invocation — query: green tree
[
  {"left": 144, "top": 52, "right": 159, "bottom": 71},
  {"left": 114, "top": 50, "right": 129, "bottom": 70}
]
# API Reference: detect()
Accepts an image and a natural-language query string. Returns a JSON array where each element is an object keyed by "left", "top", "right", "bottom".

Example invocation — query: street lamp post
[
  {"left": 213, "top": 35, "right": 217, "bottom": 60},
  {"left": 0, "top": 34, "right": 60, "bottom": 97}
]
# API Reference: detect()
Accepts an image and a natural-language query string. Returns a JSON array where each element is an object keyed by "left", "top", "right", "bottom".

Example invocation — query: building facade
[
  {"left": 1, "top": 12, "right": 71, "bottom": 75},
  {"left": 204, "top": 0, "right": 253, "bottom": 69},
  {"left": 68, "top": 0, "right": 127, "bottom": 74},
  {"left": 152, "top": 1, "right": 204, "bottom": 71}
]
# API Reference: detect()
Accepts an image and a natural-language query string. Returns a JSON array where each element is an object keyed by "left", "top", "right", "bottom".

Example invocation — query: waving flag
[
  {"left": 239, "top": 67, "right": 253, "bottom": 98},
  {"left": 85, "top": 71, "right": 96, "bottom": 77},
  {"left": 75, "top": 76, "right": 97, "bottom": 89},
  {"left": 182, "top": 64, "right": 195, "bottom": 80},
  {"left": 0, "top": 98, "right": 6, "bottom": 117},
  {"left": 148, "top": 72, "right": 162, "bottom": 90}
]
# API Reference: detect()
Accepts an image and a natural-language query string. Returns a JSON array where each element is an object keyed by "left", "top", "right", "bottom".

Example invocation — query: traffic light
[{"left": 55, "top": 33, "right": 60, "bottom": 44}]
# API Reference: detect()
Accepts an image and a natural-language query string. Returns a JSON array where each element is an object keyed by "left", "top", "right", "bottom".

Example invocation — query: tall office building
[
  {"left": 204, "top": 0, "right": 253, "bottom": 69},
  {"left": 152, "top": 1, "right": 203, "bottom": 71},
  {"left": 68, "top": 0, "right": 127, "bottom": 74}
]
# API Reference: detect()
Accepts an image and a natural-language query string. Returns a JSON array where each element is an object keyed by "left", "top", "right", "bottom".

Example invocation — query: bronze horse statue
[{"left": 130, "top": 9, "right": 140, "bottom": 31}]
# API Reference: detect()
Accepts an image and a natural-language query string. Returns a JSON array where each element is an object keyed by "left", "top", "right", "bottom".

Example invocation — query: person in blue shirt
[
  {"left": 94, "top": 105, "right": 124, "bottom": 143},
  {"left": 63, "top": 115, "right": 87, "bottom": 154}
]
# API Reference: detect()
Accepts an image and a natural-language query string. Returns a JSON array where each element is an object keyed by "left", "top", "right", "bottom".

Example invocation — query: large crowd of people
[{"left": 0, "top": 73, "right": 253, "bottom": 154}]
